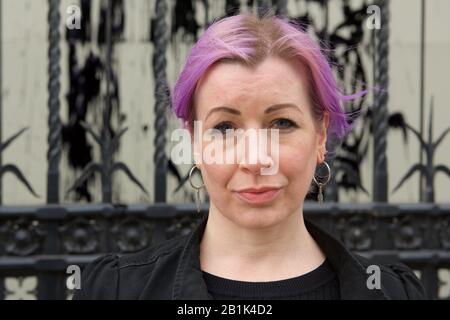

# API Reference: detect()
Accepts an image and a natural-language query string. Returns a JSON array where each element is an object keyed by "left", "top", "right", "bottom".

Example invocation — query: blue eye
[
  {"left": 213, "top": 119, "right": 297, "bottom": 134},
  {"left": 213, "top": 122, "right": 235, "bottom": 134},
  {"left": 273, "top": 118, "right": 297, "bottom": 129}
]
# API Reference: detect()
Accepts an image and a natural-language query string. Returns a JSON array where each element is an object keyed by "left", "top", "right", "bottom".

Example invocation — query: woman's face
[{"left": 191, "top": 55, "right": 329, "bottom": 229}]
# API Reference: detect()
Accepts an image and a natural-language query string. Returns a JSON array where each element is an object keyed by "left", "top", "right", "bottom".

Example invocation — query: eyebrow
[{"left": 205, "top": 103, "right": 303, "bottom": 121}]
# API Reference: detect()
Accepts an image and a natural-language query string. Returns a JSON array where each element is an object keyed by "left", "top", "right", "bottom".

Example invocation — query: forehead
[{"left": 194, "top": 56, "right": 311, "bottom": 109}]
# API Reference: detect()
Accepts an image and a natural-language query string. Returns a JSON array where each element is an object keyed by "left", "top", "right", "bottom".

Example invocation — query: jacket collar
[
  {"left": 304, "top": 219, "right": 389, "bottom": 299},
  {"left": 172, "top": 213, "right": 212, "bottom": 300},
  {"left": 172, "top": 213, "right": 389, "bottom": 300}
]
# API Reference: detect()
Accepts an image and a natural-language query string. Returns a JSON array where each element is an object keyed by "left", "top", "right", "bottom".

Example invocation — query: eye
[
  {"left": 213, "top": 121, "right": 235, "bottom": 134},
  {"left": 271, "top": 118, "right": 298, "bottom": 129}
]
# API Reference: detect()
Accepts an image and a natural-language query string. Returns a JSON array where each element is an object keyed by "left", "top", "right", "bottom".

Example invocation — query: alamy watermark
[
  {"left": 66, "top": 264, "right": 81, "bottom": 290},
  {"left": 366, "top": 5, "right": 381, "bottom": 30},
  {"left": 64, "top": 4, "right": 381, "bottom": 31},
  {"left": 366, "top": 265, "right": 381, "bottom": 290},
  {"left": 170, "top": 120, "right": 280, "bottom": 175},
  {"left": 66, "top": 5, "right": 81, "bottom": 30}
]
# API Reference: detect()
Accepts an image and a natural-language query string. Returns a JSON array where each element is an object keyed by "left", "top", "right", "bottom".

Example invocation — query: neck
[{"left": 199, "top": 205, "right": 326, "bottom": 281}]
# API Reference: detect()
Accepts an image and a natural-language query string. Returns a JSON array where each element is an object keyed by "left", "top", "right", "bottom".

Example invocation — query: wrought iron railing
[
  {"left": 0, "top": 203, "right": 449, "bottom": 299},
  {"left": 0, "top": 0, "right": 449, "bottom": 300}
]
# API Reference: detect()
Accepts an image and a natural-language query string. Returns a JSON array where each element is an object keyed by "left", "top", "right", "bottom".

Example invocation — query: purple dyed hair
[{"left": 171, "top": 13, "right": 366, "bottom": 141}]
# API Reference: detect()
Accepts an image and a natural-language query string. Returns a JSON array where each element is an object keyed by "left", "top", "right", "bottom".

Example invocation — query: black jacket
[{"left": 73, "top": 213, "right": 427, "bottom": 300}]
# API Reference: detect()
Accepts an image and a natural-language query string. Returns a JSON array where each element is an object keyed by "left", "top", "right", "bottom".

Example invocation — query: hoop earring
[
  {"left": 313, "top": 161, "right": 331, "bottom": 205},
  {"left": 189, "top": 165, "right": 205, "bottom": 213}
]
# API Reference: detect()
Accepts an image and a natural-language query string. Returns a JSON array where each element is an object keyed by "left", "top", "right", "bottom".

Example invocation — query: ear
[{"left": 316, "top": 112, "right": 329, "bottom": 164}]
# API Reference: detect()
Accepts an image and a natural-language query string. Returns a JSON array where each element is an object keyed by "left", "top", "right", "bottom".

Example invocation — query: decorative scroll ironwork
[
  {"left": 1, "top": 218, "right": 45, "bottom": 256},
  {"left": 437, "top": 218, "right": 450, "bottom": 250},
  {"left": 67, "top": 0, "right": 148, "bottom": 203},
  {"left": 166, "top": 214, "right": 203, "bottom": 239},
  {"left": 59, "top": 217, "right": 100, "bottom": 254},
  {"left": 392, "top": 100, "right": 450, "bottom": 203},
  {"left": 111, "top": 217, "right": 155, "bottom": 252},
  {"left": 0, "top": 128, "right": 39, "bottom": 201},
  {"left": 0, "top": 203, "right": 449, "bottom": 299},
  {"left": 66, "top": 122, "right": 149, "bottom": 202},
  {"left": 390, "top": 215, "right": 425, "bottom": 250},
  {"left": 63, "top": 0, "right": 100, "bottom": 202},
  {"left": 337, "top": 215, "right": 376, "bottom": 251}
]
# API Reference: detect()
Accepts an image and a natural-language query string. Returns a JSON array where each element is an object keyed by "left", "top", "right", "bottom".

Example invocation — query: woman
[{"left": 74, "top": 13, "right": 426, "bottom": 300}]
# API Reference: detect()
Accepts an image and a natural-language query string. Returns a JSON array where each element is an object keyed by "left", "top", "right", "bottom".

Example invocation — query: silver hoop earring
[
  {"left": 189, "top": 165, "right": 205, "bottom": 213},
  {"left": 313, "top": 161, "right": 331, "bottom": 205}
]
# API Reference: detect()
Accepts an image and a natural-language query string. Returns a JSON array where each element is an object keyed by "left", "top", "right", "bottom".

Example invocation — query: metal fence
[
  {"left": 0, "top": 0, "right": 449, "bottom": 300},
  {"left": 0, "top": 203, "right": 449, "bottom": 299}
]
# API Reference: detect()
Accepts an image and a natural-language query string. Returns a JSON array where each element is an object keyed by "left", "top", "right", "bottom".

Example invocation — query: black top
[
  {"left": 73, "top": 213, "right": 427, "bottom": 300},
  {"left": 202, "top": 258, "right": 340, "bottom": 300}
]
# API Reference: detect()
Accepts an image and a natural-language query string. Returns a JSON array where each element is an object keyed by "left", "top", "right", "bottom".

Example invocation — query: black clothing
[
  {"left": 73, "top": 213, "right": 427, "bottom": 300},
  {"left": 202, "top": 258, "right": 340, "bottom": 300}
]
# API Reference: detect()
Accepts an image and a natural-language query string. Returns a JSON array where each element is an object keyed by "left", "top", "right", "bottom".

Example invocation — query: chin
[{"left": 228, "top": 206, "right": 288, "bottom": 230}]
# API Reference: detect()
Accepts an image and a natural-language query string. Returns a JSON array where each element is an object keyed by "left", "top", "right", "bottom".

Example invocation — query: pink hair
[{"left": 171, "top": 13, "right": 366, "bottom": 140}]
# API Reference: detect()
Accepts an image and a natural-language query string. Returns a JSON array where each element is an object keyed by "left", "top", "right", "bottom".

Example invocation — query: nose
[{"left": 237, "top": 147, "right": 274, "bottom": 175}]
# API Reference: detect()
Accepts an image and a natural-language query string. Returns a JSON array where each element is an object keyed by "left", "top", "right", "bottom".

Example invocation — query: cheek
[
  {"left": 201, "top": 163, "right": 234, "bottom": 194},
  {"left": 278, "top": 138, "right": 317, "bottom": 192},
  {"left": 281, "top": 140, "right": 316, "bottom": 166}
]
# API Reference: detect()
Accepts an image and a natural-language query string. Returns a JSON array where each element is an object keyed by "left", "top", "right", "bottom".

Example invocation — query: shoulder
[
  {"left": 119, "top": 233, "right": 187, "bottom": 268},
  {"left": 353, "top": 253, "right": 428, "bottom": 300},
  {"left": 72, "top": 234, "right": 188, "bottom": 300}
]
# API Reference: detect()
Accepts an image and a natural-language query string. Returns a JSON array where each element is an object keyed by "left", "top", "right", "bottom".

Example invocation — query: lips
[{"left": 234, "top": 187, "right": 282, "bottom": 204}]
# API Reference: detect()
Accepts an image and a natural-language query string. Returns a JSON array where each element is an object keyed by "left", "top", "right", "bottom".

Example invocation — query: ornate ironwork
[
  {"left": 59, "top": 217, "right": 100, "bottom": 254},
  {"left": 66, "top": 122, "right": 149, "bottom": 202},
  {"left": 0, "top": 128, "right": 39, "bottom": 201},
  {"left": 373, "top": 0, "right": 389, "bottom": 202},
  {"left": 437, "top": 218, "right": 450, "bottom": 250},
  {"left": 392, "top": 100, "right": 450, "bottom": 202},
  {"left": 111, "top": 217, "right": 155, "bottom": 252},
  {"left": 152, "top": 0, "right": 169, "bottom": 202},
  {"left": 0, "top": 203, "right": 449, "bottom": 299},
  {"left": 47, "top": 0, "right": 62, "bottom": 204},
  {"left": 0, "top": 0, "right": 449, "bottom": 301},
  {"left": 67, "top": 0, "right": 148, "bottom": 202},
  {"left": 390, "top": 215, "right": 425, "bottom": 250},
  {"left": 1, "top": 218, "right": 46, "bottom": 256},
  {"left": 166, "top": 214, "right": 203, "bottom": 239},
  {"left": 338, "top": 215, "right": 376, "bottom": 251}
]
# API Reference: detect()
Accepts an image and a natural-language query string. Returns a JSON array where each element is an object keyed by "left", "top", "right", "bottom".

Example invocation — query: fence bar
[
  {"left": 372, "top": 0, "right": 389, "bottom": 202},
  {"left": 153, "top": 0, "right": 169, "bottom": 202},
  {"left": 257, "top": 0, "right": 271, "bottom": 17},
  {"left": 275, "top": 0, "right": 288, "bottom": 17},
  {"left": 102, "top": 0, "right": 113, "bottom": 202},
  {"left": 419, "top": 0, "right": 426, "bottom": 202},
  {"left": 421, "top": 265, "right": 438, "bottom": 300},
  {"left": 0, "top": 0, "right": 3, "bottom": 204},
  {"left": 47, "top": 0, "right": 62, "bottom": 204},
  {"left": 42, "top": 0, "right": 64, "bottom": 299}
]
